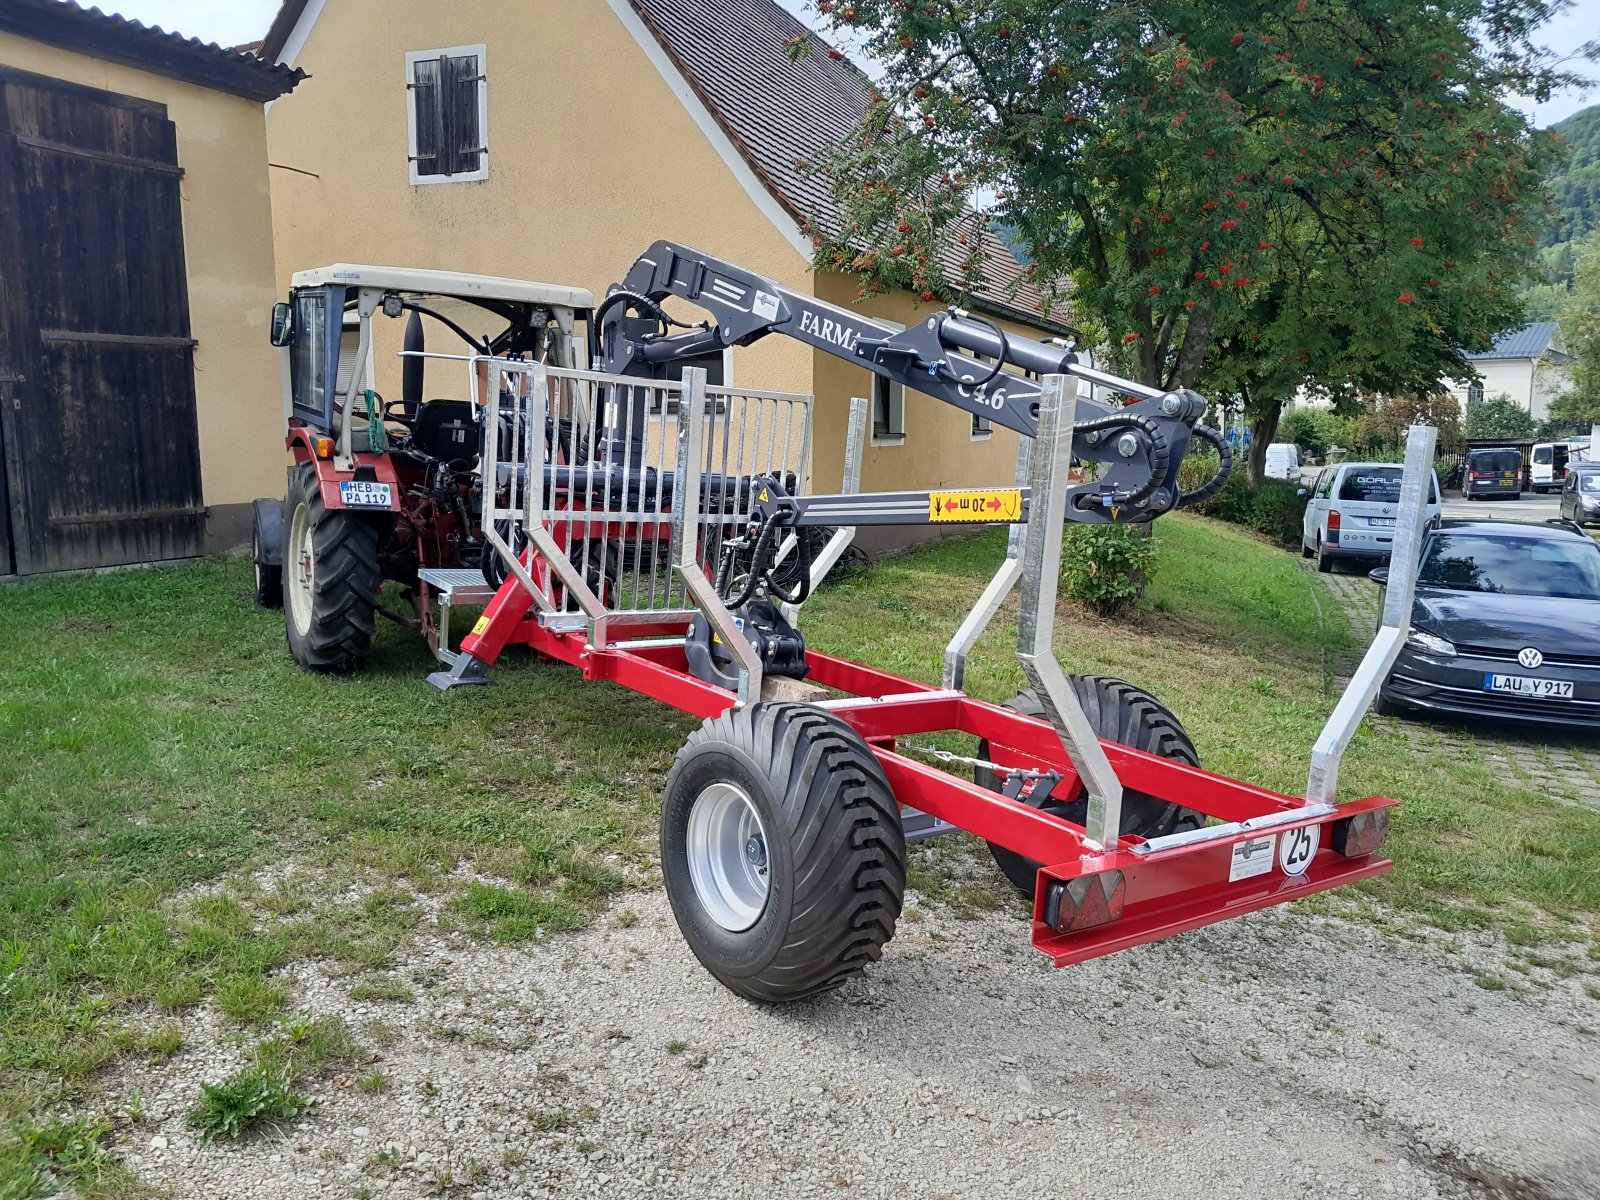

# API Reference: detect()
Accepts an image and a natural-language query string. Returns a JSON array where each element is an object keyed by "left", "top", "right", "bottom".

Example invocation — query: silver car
[
  {"left": 1559, "top": 464, "right": 1600, "bottom": 527},
  {"left": 1300, "top": 462, "right": 1442, "bottom": 573}
]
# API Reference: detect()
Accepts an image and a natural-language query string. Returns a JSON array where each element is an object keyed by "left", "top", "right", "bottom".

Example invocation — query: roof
[
  {"left": 1464, "top": 322, "right": 1562, "bottom": 362},
  {"left": 291, "top": 264, "right": 594, "bottom": 310},
  {"left": 0, "top": 0, "right": 303, "bottom": 102},
  {"left": 625, "top": 0, "right": 1071, "bottom": 334},
  {"left": 1437, "top": 518, "right": 1593, "bottom": 542}
]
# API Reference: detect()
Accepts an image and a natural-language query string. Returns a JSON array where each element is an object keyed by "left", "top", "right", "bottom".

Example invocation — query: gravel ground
[{"left": 106, "top": 868, "right": 1598, "bottom": 1200}]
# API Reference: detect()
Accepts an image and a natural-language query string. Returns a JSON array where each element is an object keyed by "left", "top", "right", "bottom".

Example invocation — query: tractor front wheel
[
  {"left": 661, "top": 703, "right": 906, "bottom": 1002},
  {"left": 977, "top": 678, "right": 1205, "bottom": 898},
  {"left": 283, "top": 463, "right": 380, "bottom": 673},
  {"left": 251, "top": 498, "right": 284, "bottom": 608}
]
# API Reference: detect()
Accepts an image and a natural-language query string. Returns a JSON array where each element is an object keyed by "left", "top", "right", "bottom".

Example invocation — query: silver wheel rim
[
  {"left": 287, "top": 501, "right": 315, "bottom": 634},
  {"left": 686, "top": 781, "right": 770, "bottom": 932}
]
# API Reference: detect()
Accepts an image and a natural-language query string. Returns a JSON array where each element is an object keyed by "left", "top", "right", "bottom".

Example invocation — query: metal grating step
[{"left": 417, "top": 567, "right": 498, "bottom": 605}]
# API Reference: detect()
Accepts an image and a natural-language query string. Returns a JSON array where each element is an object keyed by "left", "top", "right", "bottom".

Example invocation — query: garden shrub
[
  {"left": 1060, "top": 523, "right": 1155, "bottom": 616},
  {"left": 1192, "top": 472, "right": 1305, "bottom": 549}
]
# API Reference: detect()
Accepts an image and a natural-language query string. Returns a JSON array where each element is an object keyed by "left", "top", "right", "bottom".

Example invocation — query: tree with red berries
[{"left": 801, "top": 0, "right": 1581, "bottom": 480}]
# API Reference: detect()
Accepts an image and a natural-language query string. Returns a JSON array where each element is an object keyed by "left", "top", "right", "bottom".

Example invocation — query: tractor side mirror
[
  {"left": 269, "top": 302, "right": 293, "bottom": 347},
  {"left": 1368, "top": 566, "right": 1389, "bottom": 586}
]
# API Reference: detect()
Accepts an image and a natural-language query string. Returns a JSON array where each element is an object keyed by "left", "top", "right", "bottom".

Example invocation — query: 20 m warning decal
[{"left": 928, "top": 488, "right": 1024, "bottom": 523}]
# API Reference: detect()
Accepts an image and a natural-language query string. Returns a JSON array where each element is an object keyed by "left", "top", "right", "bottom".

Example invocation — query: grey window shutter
[
  {"left": 442, "top": 53, "right": 482, "bottom": 176},
  {"left": 412, "top": 57, "right": 442, "bottom": 174}
]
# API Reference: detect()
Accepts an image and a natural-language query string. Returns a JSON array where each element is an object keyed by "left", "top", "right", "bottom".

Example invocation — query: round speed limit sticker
[{"left": 1278, "top": 823, "right": 1320, "bottom": 876}]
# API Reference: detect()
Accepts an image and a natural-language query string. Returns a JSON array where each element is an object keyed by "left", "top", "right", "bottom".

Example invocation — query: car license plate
[
  {"left": 1483, "top": 673, "right": 1574, "bottom": 699},
  {"left": 1370, "top": 517, "right": 1396, "bottom": 527},
  {"left": 339, "top": 481, "right": 392, "bottom": 508}
]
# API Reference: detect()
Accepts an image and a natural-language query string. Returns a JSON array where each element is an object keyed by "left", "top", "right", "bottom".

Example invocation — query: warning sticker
[
  {"left": 1228, "top": 834, "right": 1277, "bottom": 882},
  {"left": 927, "top": 488, "right": 1023, "bottom": 523},
  {"left": 469, "top": 615, "right": 491, "bottom": 639}
]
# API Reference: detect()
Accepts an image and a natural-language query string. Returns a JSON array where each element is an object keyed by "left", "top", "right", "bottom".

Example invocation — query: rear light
[
  {"left": 314, "top": 436, "right": 335, "bottom": 459},
  {"left": 1330, "top": 809, "right": 1389, "bottom": 858},
  {"left": 1041, "top": 869, "right": 1126, "bottom": 933},
  {"left": 1326, "top": 508, "right": 1340, "bottom": 543}
]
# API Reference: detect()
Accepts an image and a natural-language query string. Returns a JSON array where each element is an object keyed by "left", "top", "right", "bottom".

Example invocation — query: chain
[{"left": 899, "top": 741, "right": 1032, "bottom": 779}]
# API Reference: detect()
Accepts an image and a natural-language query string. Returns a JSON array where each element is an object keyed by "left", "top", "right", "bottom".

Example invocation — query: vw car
[
  {"left": 1558, "top": 463, "right": 1600, "bottom": 527},
  {"left": 1375, "top": 519, "right": 1600, "bottom": 727},
  {"left": 1300, "top": 462, "right": 1441, "bottom": 573},
  {"left": 1462, "top": 446, "right": 1523, "bottom": 500}
]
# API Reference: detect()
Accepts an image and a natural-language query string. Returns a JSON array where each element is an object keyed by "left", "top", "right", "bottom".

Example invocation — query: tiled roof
[
  {"left": 1464, "top": 321, "right": 1561, "bottom": 361},
  {"left": 628, "top": 0, "right": 1072, "bottom": 333},
  {"left": 0, "top": 0, "right": 302, "bottom": 102}
]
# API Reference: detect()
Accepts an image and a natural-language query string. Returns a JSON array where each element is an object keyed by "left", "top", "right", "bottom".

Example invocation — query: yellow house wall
[
  {"left": 0, "top": 32, "right": 285, "bottom": 532},
  {"left": 265, "top": 0, "right": 812, "bottom": 407}
]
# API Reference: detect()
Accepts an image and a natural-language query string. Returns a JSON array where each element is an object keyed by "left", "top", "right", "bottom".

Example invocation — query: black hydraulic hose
[
  {"left": 1072, "top": 411, "right": 1171, "bottom": 507},
  {"left": 722, "top": 514, "right": 783, "bottom": 610},
  {"left": 1176, "top": 425, "right": 1234, "bottom": 507},
  {"left": 764, "top": 520, "right": 813, "bottom": 607},
  {"left": 943, "top": 311, "right": 1008, "bottom": 389}
]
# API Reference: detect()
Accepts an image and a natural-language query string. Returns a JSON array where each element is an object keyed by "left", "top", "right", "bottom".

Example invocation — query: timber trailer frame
[{"left": 271, "top": 241, "right": 1432, "bottom": 1002}]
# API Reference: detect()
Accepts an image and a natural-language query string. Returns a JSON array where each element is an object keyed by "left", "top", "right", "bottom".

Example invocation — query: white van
[
  {"left": 1531, "top": 438, "right": 1593, "bottom": 492},
  {"left": 1300, "top": 462, "right": 1442, "bottom": 573},
  {"left": 1263, "top": 442, "right": 1301, "bottom": 480}
]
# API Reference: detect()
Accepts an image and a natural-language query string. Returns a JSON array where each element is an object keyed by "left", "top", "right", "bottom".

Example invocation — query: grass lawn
[{"left": 2, "top": 512, "right": 1597, "bottom": 1190}]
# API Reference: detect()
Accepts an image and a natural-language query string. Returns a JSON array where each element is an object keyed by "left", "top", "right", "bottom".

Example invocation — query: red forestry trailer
[{"left": 257, "top": 243, "right": 1431, "bottom": 1002}]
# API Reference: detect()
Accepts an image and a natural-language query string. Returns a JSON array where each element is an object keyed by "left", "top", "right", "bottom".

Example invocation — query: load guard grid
[{"left": 260, "top": 244, "right": 1431, "bottom": 1002}]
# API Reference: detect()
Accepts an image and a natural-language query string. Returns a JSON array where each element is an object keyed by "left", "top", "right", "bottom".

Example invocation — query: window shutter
[
  {"left": 412, "top": 57, "right": 441, "bottom": 174},
  {"left": 442, "top": 52, "right": 482, "bottom": 176}
]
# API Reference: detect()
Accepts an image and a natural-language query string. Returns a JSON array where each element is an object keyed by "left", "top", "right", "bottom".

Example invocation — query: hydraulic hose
[
  {"left": 721, "top": 513, "right": 783, "bottom": 610},
  {"left": 764, "top": 521, "right": 813, "bottom": 607},
  {"left": 1176, "top": 425, "right": 1234, "bottom": 507},
  {"left": 1072, "top": 411, "right": 1172, "bottom": 507}
]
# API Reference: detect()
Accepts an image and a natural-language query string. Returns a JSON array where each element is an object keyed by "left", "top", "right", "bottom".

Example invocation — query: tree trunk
[{"left": 1246, "top": 404, "right": 1283, "bottom": 485}]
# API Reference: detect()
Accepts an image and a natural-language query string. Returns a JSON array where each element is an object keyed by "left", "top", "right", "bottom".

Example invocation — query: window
[
  {"left": 1466, "top": 381, "right": 1485, "bottom": 405},
  {"left": 406, "top": 46, "right": 488, "bottom": 184},
  {"left": 1337, "top": 466, "right": 1439, "bottom": 504},
  {"left": 872, "top": 374, "right": 904, "bottom": 444},
  {"left": 1532, "top": 445, "right": 1553, "bottom": 465},
  {"left": 1418, "top": 532, "right": 1600, "bottom": 600}
]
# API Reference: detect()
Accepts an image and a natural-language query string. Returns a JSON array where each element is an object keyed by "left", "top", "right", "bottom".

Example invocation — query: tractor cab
[{"left": 269, "top": 264, "right": 594, "bottom": 468}]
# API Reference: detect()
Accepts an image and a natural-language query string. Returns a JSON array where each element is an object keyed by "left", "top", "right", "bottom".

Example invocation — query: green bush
[
  {"left": 1060, "top": 523, "right": 1155, "bottom": 616},
  {"left": 1192, "top": 473, "right": 1305, "bottom": 548},
  {"left": 1176, "top": 448, "right": 1222, "bottom": 499}
]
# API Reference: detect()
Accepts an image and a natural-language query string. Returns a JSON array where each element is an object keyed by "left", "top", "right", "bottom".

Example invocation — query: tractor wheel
[
  {"left": 661, "top": 703, "right": 906, "bottom": 1003},
  {"left": 282, "top": 463, "right": 381, "bottom": 673},
  {"left": 976, "top": 678, "right": 1205, "bottom": 899},
  {"left": 251, "top": 498, "right": 284, "bottom": 608}
]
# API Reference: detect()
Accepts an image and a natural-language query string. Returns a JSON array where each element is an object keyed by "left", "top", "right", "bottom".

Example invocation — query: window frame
[
  {"left": 405, "top": 44, "right": 489, "bottom": 186},
  {"left": 1466, "top": 381, "right": 1485, "bottom": 405}
]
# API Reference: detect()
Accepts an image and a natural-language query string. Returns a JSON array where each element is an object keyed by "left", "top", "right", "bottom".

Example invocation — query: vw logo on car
[{"left": 1517, "top": 647, "right": 1544, "bottom": 670}]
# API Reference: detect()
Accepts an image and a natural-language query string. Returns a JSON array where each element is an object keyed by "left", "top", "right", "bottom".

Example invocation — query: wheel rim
[
  {"left": 287, "top": 500, "right": 315, "bottom": 634},
  {"left": 686, "top": 781, "right": 770, "bottom": 932}
]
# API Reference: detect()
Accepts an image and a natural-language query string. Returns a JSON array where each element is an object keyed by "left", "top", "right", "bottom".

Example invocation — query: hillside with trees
[{"left": 1539, "top": 104, "right": 1600, "bottom": 285}]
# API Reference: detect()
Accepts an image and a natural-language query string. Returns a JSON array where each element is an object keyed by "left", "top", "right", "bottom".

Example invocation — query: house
[
  {"left": 258, "top": 0, "right": 1071, "bottom": 549},
  {"left": 1443, "top": 321, "right": 1574, "bottom": 422},
  {"left": 0, "top": 0, "right": 301, "bottom": 575}
]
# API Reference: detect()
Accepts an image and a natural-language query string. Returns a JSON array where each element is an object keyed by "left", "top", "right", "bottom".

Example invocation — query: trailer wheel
[
  {"left": 661, "top": 703, "right": 906, "bottom": 1003},
  {"left": 283, "top": 463, "right": 380, "bottom": 673},
  {"left": 251, "top": 498, "right": 284, "bottom": 608},
  {"left": 977, "top": 678, "right": 1205, "bottom": 898}
]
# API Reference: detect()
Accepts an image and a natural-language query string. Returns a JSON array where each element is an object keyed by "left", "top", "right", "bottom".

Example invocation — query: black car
[
  {"left": 1558, "top": 463, "right": 1600, "bottom": 527},
  {"left": 1462, "top": 446, "right": 1523, "bottom": 500},
  {"left": 1375, "top": 519, "right": 1600, "bottom": 728}
]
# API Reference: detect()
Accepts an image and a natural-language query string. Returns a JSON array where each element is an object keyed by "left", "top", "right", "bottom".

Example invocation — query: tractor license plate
[
  {"left": 339, "top": 481, "right": 392, "bottom": 509},
  {"left": 1483, "top": 674, "right": 1572, "bottom": 699}
]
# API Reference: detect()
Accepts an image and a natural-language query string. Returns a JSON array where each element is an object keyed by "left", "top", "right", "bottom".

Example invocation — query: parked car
[
  {"left": 1531, "top": 437, "right": 1593, "bottom": 493},
  {"left": 1559, "top": 463, "right": 1600, "bottom": 527},
  {"left": 1299, "top": 462, "right": 1442, "bottom": 573},
  {"left": 1462, "top": 446, "right": 1523, "bottom": 500},
  {"left": 1263, "top": 442, "right": 1301, "bottom": 480},
  {"left": 1373, "top": 518, "right": 1600, "bottom": 728}
]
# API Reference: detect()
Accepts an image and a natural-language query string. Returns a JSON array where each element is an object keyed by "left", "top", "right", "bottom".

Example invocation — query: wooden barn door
[{"left": 0, "top": 67, "right": 205, "bottom": 575}]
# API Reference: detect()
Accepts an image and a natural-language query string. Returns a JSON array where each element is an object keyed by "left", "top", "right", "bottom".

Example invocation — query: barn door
[{"left": 0, "top": 67, "right": 205, "bottom": 575}]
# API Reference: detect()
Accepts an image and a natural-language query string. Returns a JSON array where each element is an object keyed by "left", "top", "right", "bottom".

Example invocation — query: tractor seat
[{"left": 412, "top": 400, "right": 480, "bottom": 463}]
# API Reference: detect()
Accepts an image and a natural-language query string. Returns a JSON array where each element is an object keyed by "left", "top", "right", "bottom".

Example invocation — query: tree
[
  {"left": 801, "top": 0, "right": 1579, "bottom": 480},
  {"left": 1465, "top": 392, "right": 1537, "bottom": 439},
  {"left": 1352, "top": 392, "right": 1466, "bottom": 457},
  {"left": 1550, "top": 229, "right": 1600, "bottom": 426}
]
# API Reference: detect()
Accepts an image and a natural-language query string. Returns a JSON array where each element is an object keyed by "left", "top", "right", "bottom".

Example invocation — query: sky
[{"left": 109, "top": 0, "right": 1600, "bottom": 127}]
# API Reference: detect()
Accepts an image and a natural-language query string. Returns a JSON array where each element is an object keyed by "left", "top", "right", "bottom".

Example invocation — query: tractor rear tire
[
  {"left": 283, "top": 463, "right": 381, "bottom": 673},
  {"left": 977, "top": 678, "right": 1205, "bottom": 899},
  {"left": 252, "top": 498, "right": 284, "bottom": 608},
  {"left": 661, "top": 703, "right": 906, "bottom": 1003}
]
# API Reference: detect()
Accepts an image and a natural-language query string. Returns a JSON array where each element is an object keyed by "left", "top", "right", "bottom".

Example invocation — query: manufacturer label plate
[
  {"left": 1228, "top": 834, "right": 1277, "bottom": 882},
  {"left": 927, "top": 488, "right": 1023, "bottom": 523}
]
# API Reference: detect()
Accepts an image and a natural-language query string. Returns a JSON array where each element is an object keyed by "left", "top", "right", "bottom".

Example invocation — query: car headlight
[{"left": 1405, "top": 627, "right": 1456, "bottom": 657}]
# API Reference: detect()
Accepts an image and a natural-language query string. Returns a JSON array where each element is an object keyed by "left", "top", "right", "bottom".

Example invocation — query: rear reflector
[
  {"left": 1042, "top": 870, "right": 1126, "bottom": 933},
  {"left": 314, "top": 436, "right": 335, "bottom": 459},
  {"left": 1330, "top": 809, "right": 1389, "bottom": 858}
]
